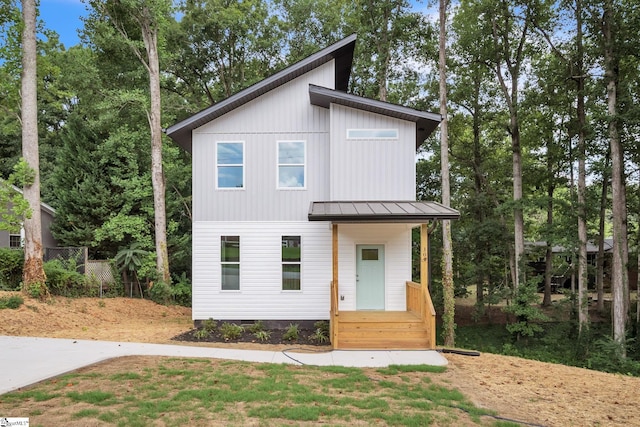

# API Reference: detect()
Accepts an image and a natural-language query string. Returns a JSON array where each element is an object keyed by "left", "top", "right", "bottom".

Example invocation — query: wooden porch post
[
  {"left": 331, "top": 224, "right": 339, "bottom": 348},
  {"left": 420, "top": 223, "right": 429, "bottom": 291},
  {"left": 421, "top": 223, "right": 436, "bottom": 348}
]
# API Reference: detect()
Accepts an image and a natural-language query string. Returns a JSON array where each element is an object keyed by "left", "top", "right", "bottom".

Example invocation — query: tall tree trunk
[
  {"left": 596, "top": 153, "right": 609, "bottom": 313},
  {"left": 20, "top": 0, "right": 48, "bottom": 297},
  {"left": 575, "top": 0, "right": 589, "bottom": 332},
  {"left": 141, "top": 13, "right": 170, "bottom": 284},
  {"left": 603, "top": 0, "right": 626, "bottom": 352},
  {"left": 543, "top": 182, "right": 553, "bottom": 307},
  {"left": 472, "top": 80, "right": 484, "bottom": 307},
  {"left": 511, "top": 110, "right": 524, "bottom": 291},
  {"left": 439, "top": 0, "right": 455, "bottom": 347}
]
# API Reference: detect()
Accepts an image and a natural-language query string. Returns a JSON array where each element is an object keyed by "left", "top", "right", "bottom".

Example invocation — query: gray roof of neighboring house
[
  {"left": 308, "top": 201, "right": 460, "bottom": 223},
  {"left": 308, "top": 84, "right": 441, "bottom": 148},
  {"left": 8, "top": 184, "right": 55, "bottom": 216},
  {"left": 526, "top": 239, "right": 614, "bottom": 254},
  {"left": 166, "top": 34, "right": 357, "bottom": 153}
]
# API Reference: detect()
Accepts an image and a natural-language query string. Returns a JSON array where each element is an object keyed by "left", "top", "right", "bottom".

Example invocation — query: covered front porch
[{"left": 309, "top": 201, "right": 460, "bottom": 350}]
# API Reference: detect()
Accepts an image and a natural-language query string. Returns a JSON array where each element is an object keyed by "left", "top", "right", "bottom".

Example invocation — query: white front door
[{"left": 356, "top": 244, "right": 385, "bottom": 310}]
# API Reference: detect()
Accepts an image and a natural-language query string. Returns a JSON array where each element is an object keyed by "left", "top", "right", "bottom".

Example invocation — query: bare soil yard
[{"left": 0, "top": 291, "right": 638, "bottom": 426}]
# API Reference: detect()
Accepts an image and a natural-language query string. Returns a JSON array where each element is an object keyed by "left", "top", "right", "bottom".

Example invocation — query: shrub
[
  {"left": 44, "top": 259, "right": 89, "bottom": 297},
  {"left": 171, "top": 273, "right": 192, "bottom": 307},
  {"left": 193, "top": 329, "right": 210, "bottom": 340},
  {"left": 0, "top": 249, "right": 24, "bottom": 290},
  {"left": 309, "top": 328, "right": 329, "bottom": 343},
  {"left": 0, "top": 294, "right": 24, "bottom": 309},
  {"left": 202, "top": 318, "right": 217, "bottom": 333},
  {"left": 283, "top": 323, "right": 299, "bottom": 341},
  {"left": 503, "top": 280, "right": 548, "bottom": 340},
  {"left": 220, "top": 322, "right": 244, "bottom": 340},
  {"left": 149, "top": 281, "right": 172, "bottom": 305},
  {"left": 314, "top": 320, "right": 330, "bottom": 336},
  {"left": 254, "top": 330, "right": 271, "bottom": 342},
  {"left": 247, "top": 320, "right": 265, "bottom": 333}
]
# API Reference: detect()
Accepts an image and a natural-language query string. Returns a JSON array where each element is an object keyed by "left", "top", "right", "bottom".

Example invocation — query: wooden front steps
[{"left": 335, "top": 311, "right": 430, "bottom": 350}]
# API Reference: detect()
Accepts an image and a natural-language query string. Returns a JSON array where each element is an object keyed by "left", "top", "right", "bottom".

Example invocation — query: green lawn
[{"left": 0, "top": 357, "right": 516, "bottom": 426}]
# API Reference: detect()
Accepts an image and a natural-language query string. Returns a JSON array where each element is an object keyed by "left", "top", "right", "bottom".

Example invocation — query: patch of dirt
[{"left": 1, "top": 291, "right": 639, "bottom": 426}]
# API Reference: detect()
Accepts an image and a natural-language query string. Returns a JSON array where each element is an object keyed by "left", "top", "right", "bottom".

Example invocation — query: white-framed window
[
  {"left": 216, "top": 141, "right": 244, "bottom": 189},
  {"left": 346, "top": 129, "right": 398, "bottom": 139},
  {"left": 277, "top": 141, "right": 305, "bottom": 189},
  {"left": 221, "top": 236, "right": 240, "bottom": 290},
  {"left": 282, "top": 235, "right": 301, "bottom": 291},
  {"left": 9, "top": 234, "right": 21, "bottom": 249}
]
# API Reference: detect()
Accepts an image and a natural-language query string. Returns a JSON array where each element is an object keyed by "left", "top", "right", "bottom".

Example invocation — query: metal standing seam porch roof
[{"left": 308, "top": 201, "right": 460, "bottom": 223}]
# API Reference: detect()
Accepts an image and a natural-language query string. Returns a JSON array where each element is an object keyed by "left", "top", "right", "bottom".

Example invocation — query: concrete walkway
[{"left": 0, "top": 336, "right": 447, "bottom": 395}]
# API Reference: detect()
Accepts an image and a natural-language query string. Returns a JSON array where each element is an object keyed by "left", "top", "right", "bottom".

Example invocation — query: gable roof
[
  {"left": 308, "top": 84, "right": 441, "bottom": 148},
  {"left": 6, "top": 183, "right": 56, "bottom": 216},
  {"left": 166, "top": 34, "right": 357, "bottom": 153}
]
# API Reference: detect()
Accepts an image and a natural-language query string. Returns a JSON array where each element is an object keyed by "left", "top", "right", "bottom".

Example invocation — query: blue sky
[
  {"left": 39, "top": 0, "right": 437, "bottom": 49},
  {"left": 40, "top": 0, "right": 88, "bottom": 48}
]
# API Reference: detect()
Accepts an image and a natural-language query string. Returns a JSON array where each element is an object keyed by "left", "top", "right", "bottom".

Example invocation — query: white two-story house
[{"left": 167, "top": 35, "right": 459, "bottom": 349}]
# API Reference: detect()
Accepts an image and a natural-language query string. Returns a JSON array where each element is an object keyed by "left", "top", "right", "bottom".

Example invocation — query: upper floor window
[
  {"left": 282, "top": 235, "right": 301, "bottom": 290},
  {"left": 277, "top": 141, "right": 305, "bottom": 189},
  {"left": 221, "top": 236, "right": 240, "bottom": 290},
  {"left": 217, "top": 142, "right": 244, "bottom": 189},
  {"left": 347, "top": 129, "right": 398, "bottom": 139}
]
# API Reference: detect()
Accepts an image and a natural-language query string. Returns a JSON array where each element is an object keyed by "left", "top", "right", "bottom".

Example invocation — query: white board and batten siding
[
  {"left": 191, "top": 63, "right": 335, "bottom": 223},
  {"left": 191, "top": 222, "right": 412, "bottom": 320},
  {"left": 329, "top": 104, "right": 417, "bottom": 201},
  {"left": 192, "top": 221, "right": 333, "bottom": 320},
  {"left": 336, "top": 224, "right": 413, "bottom": 312}
]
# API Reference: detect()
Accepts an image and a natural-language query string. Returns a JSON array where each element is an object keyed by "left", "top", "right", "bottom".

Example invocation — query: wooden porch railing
[
  {"left": 330, "top": 280, "right": 339, "bottom": 348},
  {"left": 406, "top": 281, "right": 436, "bottom": 348}
]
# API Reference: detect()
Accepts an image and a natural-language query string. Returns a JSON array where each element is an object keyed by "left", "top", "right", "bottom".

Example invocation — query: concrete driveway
[{"left": 0, "top": 336, "right": 447, "bottom": 395}]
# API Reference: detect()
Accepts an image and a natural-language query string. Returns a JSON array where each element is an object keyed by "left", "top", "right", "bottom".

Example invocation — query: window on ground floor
[
  {"left": 9, "top": 234, "right": 21, "bottom": 249},
  {"left": 282, "top": 235, "right": 301, "bottom": 290},
  {"left": 221, "top": 236, "right": 240, "bottom": 290}
]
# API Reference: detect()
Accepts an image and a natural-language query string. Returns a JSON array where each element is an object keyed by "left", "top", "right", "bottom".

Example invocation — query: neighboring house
[
  {"left": 0, "top": 185, "right": 58, "bottom": 250},
  {"left": 528, "top": 239, "right": 637, "bottom": 291},
  {"left": 167, "top": 35, "right": 459, "bottom": 349}
]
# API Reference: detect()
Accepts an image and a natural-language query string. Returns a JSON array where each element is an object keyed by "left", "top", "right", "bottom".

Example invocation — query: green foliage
[
  {"left": 247, "top": 320, "right": 265, "bottom": 334},
  {"left": 0, "top": 160, "right": 34, "bottom": 233},
  {"left": 314, "top": 320, "right": 330, "bottom": 336},
  {"left": 0, "top": 248, "right": 23, "bottom": 290},
  {"left": 0, "top": 294, "right": 23, "bottom": 309},
  {"left": 503, "top": 281, "right": 549, "bottom": 340},
  {"left": 43, "top": 259, "right": 92, "bottom": 297},
  {"left": 220, "top": 322, "right": 244, "bottom": 340},
  {"left": 171, "top": 272, "right": 191, "bottom": 307},
  {"left": 23, "top": 281, "right": 47, "bottom": 299},
  {"left": 193, "top": 329, "right": 210, "bottom": 340},
  {"left": 149, "top": 280, "right": 172, "bottom": 305},
  {"left": 586, "top": 337, "right": 640, "bottom": 376},
  {"left": 254, "top": 330, "right": 271, "bottom": 342},
  {"left": 201, "top": 318, "right": 217, "bottom": 333},
  {"left": 282, "top": 323, "right": 299, "bottom": 341},
  {"left": 309, "top": 328, "right": 328, "bottom": 343}
]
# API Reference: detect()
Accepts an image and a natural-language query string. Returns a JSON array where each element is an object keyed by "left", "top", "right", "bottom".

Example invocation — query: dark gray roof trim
[
  {"left": 308, "top": 201, "right": 459, "bottom": 223},
  {"left": 308, "top": 85, "right": 442, "bottom": 149},
  {"left": 166, "top": 35, "right": 357, "bottom": 152},
  {"left": 8, "top": 184, "right": 56, "bottom": 215}
]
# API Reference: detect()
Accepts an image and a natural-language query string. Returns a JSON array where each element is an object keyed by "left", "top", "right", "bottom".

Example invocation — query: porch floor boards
[{"left": 335, "top": 311, "right": 431, "bottom": 350}]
